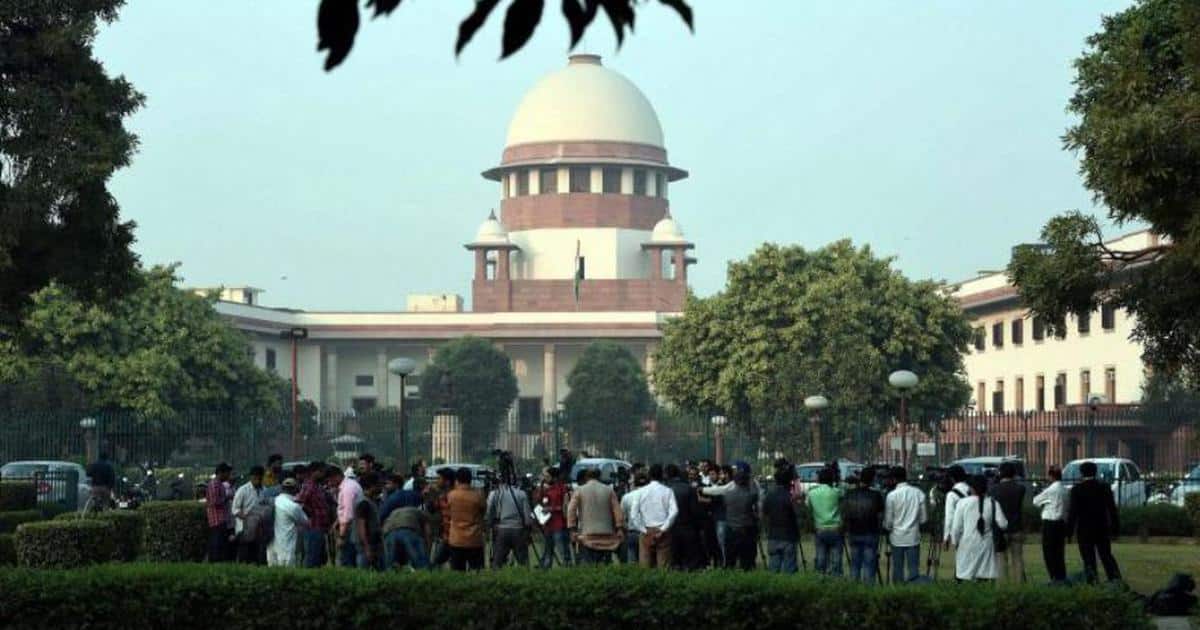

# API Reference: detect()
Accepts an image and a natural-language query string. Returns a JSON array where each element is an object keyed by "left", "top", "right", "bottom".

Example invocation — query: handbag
[{"left": 990, "top": 499, "right": 1009, "bottom": 553}]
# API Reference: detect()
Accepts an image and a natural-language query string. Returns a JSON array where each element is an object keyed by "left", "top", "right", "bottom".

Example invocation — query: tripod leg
[{"left": 798, "top": 533, "right": 808, "bottom": 572}]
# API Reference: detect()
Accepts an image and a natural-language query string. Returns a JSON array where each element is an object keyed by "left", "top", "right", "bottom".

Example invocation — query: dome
[
  {"left": 505, "top": 54, "right": 664, "bottom": 148},
  {"left": 651, "top": 213, "right": 686, "bottom": 243},
  {"left": 474, "top": 211, "right": 509, "bottom": 244}
]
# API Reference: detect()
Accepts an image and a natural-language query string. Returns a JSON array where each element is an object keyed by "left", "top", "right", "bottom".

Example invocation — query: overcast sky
[{"left": 94, "top": 0, "right": 1135, "bottom": 311}]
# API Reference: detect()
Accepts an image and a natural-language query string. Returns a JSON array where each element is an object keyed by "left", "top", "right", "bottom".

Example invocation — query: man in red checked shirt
[
  {"left": 205, "top": 462, "right": 234, "bottom": 562},
  {"left": 297, "top": 461, "right": 333, "bottom": 567},
  {"left": 534, "top": 466, "right": 572, "bottom": 568}
]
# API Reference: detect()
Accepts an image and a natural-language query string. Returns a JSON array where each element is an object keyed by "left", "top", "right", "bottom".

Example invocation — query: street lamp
[
  {"left": 804, "top": 395, "right": 829, "bottom": 461},
  {"left": 711, "top": 415, "right": 728, "bottom": 465},
  {"left": 279, "top": 326, "right": 309, "bottom": 459},
  {"left": 388, "top": 357, "right": 417, "bottom": 469},
  {"left": 889, "top": 370, "right": 919, "bottom": 469},
  {"left": 80, "top": 417, "right": 98, "bottom": 464},
  {"left": 1087, "top": 393, "right": 1105, "bottom": 459}
]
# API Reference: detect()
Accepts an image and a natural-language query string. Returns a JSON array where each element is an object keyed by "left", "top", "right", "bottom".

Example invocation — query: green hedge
[
  {"left": 140, "top": 501, "right": 207, "bottom": 562},
  {"left": 0, "top": 509, "right": 43, "bottom": 534},
  {"left": 0, "top": 565, "right": 1150, "bottom": 630},
  {"left": 0, "top": 533, "right": 14, "bottom": 566},
  {"left": 55, "top": 510, "right": 146, "bottom": 561},
  {"left": 0, "top": 481, "right": 37, "bottom": 511},
  {"left": 1119, "top": 504, "right": 1194, "bottom": 538},
  {"left": 1185, "top": 494, "right": 1200, "bottom": 538},
  {"left": 13, "top": 520, "right": 116, "bottom": 569}
]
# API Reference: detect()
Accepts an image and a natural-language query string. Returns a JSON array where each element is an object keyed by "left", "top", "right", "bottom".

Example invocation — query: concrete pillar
[
  {"left": 474, "top": 249, "right": 487, "bottom": 281},
  {"left": 432, "top": 412, "right": 462, "bottom": 464},
  {"left": 589, "top": 167, "right": 602, "bottom": 193},
  {"left": 556, "top": 167, "right": 568, "bottom": 193},
  {"left": 497, "top": 249, "right": 510, "bottom": 280},
  {"left": 376, "top": 348, "right": 388, "bottom": 407},
  {"left": 620, "top": 167, "right": 633, "bottom": 194},
  {"left": 675, "top": 247, "right": 688, "bottom": 283},
  {"left": 647, "top": 169, "right": 658, "bottom": 197},
  {"left": 542, "top": 343, "right": 557, "bottom": 415},
  {"left": 649, "top": 248, "right": 662, "bottom": 279},
  {"left": 530, "top": 168, "right": 540, "bottom": 195},
  {"left": 325, "top": 346, "right": 339, "bottom": 413}
]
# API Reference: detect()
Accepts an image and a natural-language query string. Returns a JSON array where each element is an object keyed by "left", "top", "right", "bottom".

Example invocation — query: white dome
[
  {"left": 505, "top": 55, "right": 664, "bottom": 148},
  {"left": 651, "top": 214, "right": 685, "bottom": 243},
  {"left": 474, "top": 212, "right": 509, "bottom": 244}
]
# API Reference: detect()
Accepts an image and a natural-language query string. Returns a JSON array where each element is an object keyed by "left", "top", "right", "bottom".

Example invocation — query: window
[
  {"left": 656, "top": 172, "right": 666, "bottom": 197},
  {"left": 539, "top": 168, "right": 558, "bottom": 194},
  {"left": 351, "top": 397, "right": 377, "bottom": 413},
  {"left": 1011, "top": 319, "right": 1023, "bottom": 345},
  {"left": 992, "top": 322, "right": 1004, "bottom": 348},
  {"left": 576, "top": 256, "right": 586, "bottom": 280},
  {"left": 633, "top": 169, "right": 647, "bottom": 195},
  {"left": 602, "top": 167, "right": 621, "bottom": 193},
  {"left": 1032, "top": 316, "right": 1045, "bottom": 341},
  {"left": 517, "top": 397, "right": 542, "bottom": 434},
  {"left": 1054, "top": 373, "right": 1066, "bottom": 408},
  {"left": 1035, "top": 375, "right": 1045, "bottom": 411},
  {"left": 973, "top": 327, "right": 985, "bottom": 351},
  {"left": 1105, "top": 367, "right": 1116, "bottom": 403},
  {"left": 992, "top": 379, "right": 1005, "bottom": 414},
  {"left": 1079, "top": 370, "right": 1091, "bottom": 404},
  {"left": 1078, "top": 311, "right": 1091, "bottom": 334},
  {"left": 516, "top": 170, "right": 529, "bottom": 195},
  {"left": 1015, "top": 377, "right": 1024, "bottom": 411},
  {"left": 569, "top": 167, "right": 590, "bottom": 193},
  {"left": 355, "top": 374, "right": 375, "bottom": 387},
  {"left": 1101, "top": 304, "right": 1116, "bottom": 330},
  {"left": 265, "top": 348, "right": 276, "bottom": 371}
]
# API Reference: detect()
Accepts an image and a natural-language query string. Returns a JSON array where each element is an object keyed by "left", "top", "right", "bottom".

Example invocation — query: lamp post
[
  {"left": 80, "top": 417, "right": 98, "bottom": 464},
  {"left": 888, "top": 370, "right": 919, "bottom": 469},
  {"left": 976, "top": 422, "right": 987, "bottom": 457},
  {"left": 711, "top": 416, "right": 728, "bottom": 465},
  {"left": 1087, "top": 393, "right": 1103, "bottom": 459},
  {"left": 804, "top": 395, "right": 829, "bottom": 461},
  {"left": 279, "top": 327, "right": 309, "bottom": 459},
  {"left": 388, "top": 357, "right": 417, "bottom": 469}
]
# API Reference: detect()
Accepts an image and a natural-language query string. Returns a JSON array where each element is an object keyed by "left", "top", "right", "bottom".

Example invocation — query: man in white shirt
[
  {"left": 231, "top": 466, "right": 264, "bottom": 564},
  {"left": 632, "top": 464, "right": 678, "bottom": 568},
  {"left": 941, "top": 465, "right": 970, "bottom": 550},
  {"left": 882, "top": 466, "right": 927, "bottom": 583},
  {"left": 269, "top": 478, "right": 310, "bottom": 567},
  {"left": 620, "top": 473, "right": 649, "bottom": 563},
  {"left": 1032, "top": 465, "right": 1069, "bottom": 582}
]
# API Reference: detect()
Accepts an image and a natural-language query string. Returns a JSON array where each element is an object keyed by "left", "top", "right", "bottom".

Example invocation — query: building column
[
  {"left": 543, "top": 343, "right": 557, "bottom": 415},
  {"left": 325, "top": 346, "right": 339, "bottom": 413},
  {"left": 376, "top": 347, "right": 389, "bottom": 407},
  {"left": 497, "top": 249, "right": 510, "bottom": 280},
  {"left": 675, "top": 247, "right": 688, "bottom": 283},
  {"left": 649, "top": 248, "right": 662, "bottom": 279},
  {"left": 474, "top": 249, "right": 487, "bottom": 281}
]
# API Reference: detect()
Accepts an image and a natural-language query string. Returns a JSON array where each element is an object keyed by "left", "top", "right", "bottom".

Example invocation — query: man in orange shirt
[{"left": 445, "top": 467, "right": 486, "bottom": 571}]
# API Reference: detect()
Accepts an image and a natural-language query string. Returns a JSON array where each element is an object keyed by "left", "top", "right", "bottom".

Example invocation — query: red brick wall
[{"left": 473, "top": 278, "right": 685, "bottom": 312}]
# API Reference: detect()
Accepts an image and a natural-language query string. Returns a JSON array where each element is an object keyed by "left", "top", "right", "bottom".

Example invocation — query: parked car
[
  {"left": 425, "top": 463, "right": 493, "bottom": 489},
  {"left": 570, "top": 458, "right": 633, "bottom": 488},
  {"left": 793, "top": 459, "right": 864, "bottom": 494},
  {"left": 1062, "top": 458, "right": 1148, "bottom": 507},
  {"left": 1170, "top": 464, "right": 1200, "bottom": 507},
  {"left": 948, "top": 456, "right": 1027, "bottom": 480},
  {"left": 0, "top": 460, "right": 90, "bottom": 510}
]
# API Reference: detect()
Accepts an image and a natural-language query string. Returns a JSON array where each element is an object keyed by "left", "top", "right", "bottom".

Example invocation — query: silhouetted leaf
[
  {"left": 367, "top": 0, "right": 404, "bottom": 18},
  {"left": 501, "top": 0, "right": 544, "bottom": 59},
  {"left": 598, "top": 0, "right": 635, "bottom": 46},
  {"left": 658, "top": 0, "right": 693, "bottom": 31},
  {"left": 317, "top": 0, "right": 360, "bottom": 71},
  {"left": 562, "top": 0, "right": 598, "bottom": 49},
  {"left": 456, "top": 0, "right": 501, "bottom": 56}
]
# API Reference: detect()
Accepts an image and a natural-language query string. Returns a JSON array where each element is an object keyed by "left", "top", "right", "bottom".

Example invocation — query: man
[
  {"left": 358, "top": 453, "right": 380, "bottom": 478},
  {"left": 232, "top": 465, "right": 265, "bottom": 564},
  {"left": 328, "top": 465, "right": 363, "bottom": 567},
  {"left": 697, "top": 459, "right": 715, "bottom": 486},
  {"left": 383, "top": 485, "right": 428, "bottom": 570},
  {"left": 297, "top": 461, "right": 332, "bottom": 568},
  {"left": 1033, "top": 465, "right": 1069, "bottom": 583},
  {"left": 941, "top": 465, "right": 970, "bottom": 552},
  {"left": 204, "top": 462, "right": 234, "bottom": 562},
  {"left": 426, "top": 467, "right": 456, "bottom": 569},
  {"left": 486, "top": 474, "right": 533, "bottom": 568},
  {"left": 666, "top": 464, "right": 704, "bottom": 570},
  {"left": 882, "top": 466, "right": 927, "bottom": 583},
  {"left": 990, "top": 461, "right": 1027, "bottom": 582},
  {"left": 263, "top": 454, "right": 284, "bottom": 487},
  {"left": 762, "top": 465, "right": 799, "bottom": 574},
  {"left": 842, "top": 468, "right": 885, "bottom": 584},
  {"left": 446, "top": 467, "right": 486, "bottom": 571},
  {"left": 633, "top": 464, "right": 678, "bottom": 569},
  {"left": 567, "top": 468, "right": 625, "bottom": 565},
  {"left": 268, "top": 478, "right": 310, "bottom": 567},
  {"left": 620, "top": 473, "right": 649, "bottom": 564},
  {"left": 535, "top": 467, "right": 572, "bottom": 568},
  {"left": 352, "top": 472, "right": 385, "bottom": 569},
  {"left": 1066, "top": 460, "right": 1122, "bottom": 584},
  {"left": 403, "top": 459, "right": 428, "bottom": 491},
  {"left": 85, "top": 452, "right": 117, "bottom": 511},
  {"left": 807, "top": 466, "right": 844, "bottom": 576},
  {"left": 722, "top": 468, "right": 759, "bottom": 571}
]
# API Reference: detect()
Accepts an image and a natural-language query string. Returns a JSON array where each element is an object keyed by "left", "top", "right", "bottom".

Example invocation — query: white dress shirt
[
  {"left": 1032, "top": 480, "right": 1068, "bottom": 521},
  {"left": 883, "top": 482, "right": 928, "bottom": 547},
  {"left": 633, "top": 481, "right": 678, "bottom": 531},
  {"left": 231, "top": 481, "right": 261, "bottom": 536},
  {"left": 942, "top": 481, "right": 970, "bottom": 542},
  {"left": 621, "top": 486, "right": 646, "bottom": 533}
]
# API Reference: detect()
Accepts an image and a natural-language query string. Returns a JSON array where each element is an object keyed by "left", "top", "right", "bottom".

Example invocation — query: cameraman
[{"left": 485, "top": 463, "right": 533, "bottom": 568}]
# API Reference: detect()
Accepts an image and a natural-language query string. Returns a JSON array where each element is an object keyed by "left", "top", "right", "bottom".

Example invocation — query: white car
[
  {"left": 569, "top": 458, "right": 632, "bottom": 487},
  {"left": 0, "top": 460, "right": 91, "bottom": 511},
  {"left": 1170, "top": 464, "right": 1200, "bottom": 507},
  {"left": 793, "top": 459, "right": 864, "bottom": 494},
  {"left": 1062, "top": 458, "right": 1147, "bottom": 507},
  {"left": 425, "top": 463, "right": 493, "bottom": 489}
]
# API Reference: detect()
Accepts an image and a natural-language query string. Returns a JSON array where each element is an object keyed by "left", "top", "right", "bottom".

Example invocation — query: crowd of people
[{"left": 196, "top": 451, "right": 1125, "bottom": 585}]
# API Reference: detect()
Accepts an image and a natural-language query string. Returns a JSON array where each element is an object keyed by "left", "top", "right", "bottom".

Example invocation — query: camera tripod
[{"left": 924, "top": 529, "right": 943, "bottom": 581}]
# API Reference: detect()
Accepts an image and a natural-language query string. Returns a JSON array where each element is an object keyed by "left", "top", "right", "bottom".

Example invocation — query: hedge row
[
  {"left": 0, "top": 509, "right": 43, "bottom": 534},
  {"left": 0, "top": 533, "right": 14, "bottom": 565},
  {"left": 13, "top": 521, "right": 116, "bottom": 569},
  {"left": 0, "top": 564, "right": 1150, "bottom": 630},
  {"left": 1186, "top": 494, "right": 1200, "bottom": 536},
  {"left": 139, "top": 501, "right": 207, "bottom": 562},
  {"left": 55, "top": 511, "right": 146, "bottom": 561},
  {"left": 0, "top": 481, "right": 37, "bottom": 511}
]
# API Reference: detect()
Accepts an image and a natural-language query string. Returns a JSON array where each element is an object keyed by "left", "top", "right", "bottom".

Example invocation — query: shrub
[
  {"left": 0, "top": 481, "right": 37, "bottom": 511},
  {"left": 0, "top": 510, "right": 43, "bottom": 534},
  {"left": 0, "top": 534, "right": 14, "bottom": 566},
  {"left": 13, "top": 520, "right": 116, "bottom": 569},
  {"left": 1183, "top": 494, "right": 1200, "bottom": 538},
  {"left": 55, "top": 511, "right": 146, "bottom": 561},
  {"left": 140, "top": 501, "right": 206, "bottom": 562},
  {"left": 0, "top": 565, "right": 1150, "bottom": 630},
  {"left": 37, "top": 502, "right": 74, "bottom": 520},
  {"left": 1119, "top": 504, "right": 1194, "bottom": 538}
]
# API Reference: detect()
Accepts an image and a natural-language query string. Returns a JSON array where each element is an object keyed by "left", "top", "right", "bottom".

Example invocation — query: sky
[{"left": 93, "top": 0, "right": 1136, "bottom": 311}]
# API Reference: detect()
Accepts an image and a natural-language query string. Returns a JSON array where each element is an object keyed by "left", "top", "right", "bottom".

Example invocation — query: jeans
[
  {"left": 491, "top": 528, "right": 529, "bottom": 568},
  {"left": 235, "top": 540, "right": 261, "bottom": 565},
  {"left": 386, "top": 529, "right": 429, "bottom": 569},
  {"left": 890, "top": 544, "right": 920, "bottom": 583},
  {"left": 766, "top": 540, "right": 798, "bottom": 574},
  {"left": 337, "top": 537, "right": 358, "bottom": 568},
  {"left": 356, "top": 544, "right": 382, "bottom": 570},
  {"left": 207, "top": 526, "right": 231, "bottom": 563},
  {"left": 303, "top": 530, "right": 328, "bottom": 568},
  {"left": 624, "top": 531, "right": 640, "bottom": 564},
  {"left": 578, "top": 546, "right": 612, "bottom": 565},
  {"left": 1079, "top": 537, "right": 1122, "bottom": 583},
  {"left": 813, "top": 531, "right": 844, "bottom": 576},
  {"left": 540, "top": 529, "right": 573, "bottom": 568},
  {"left": 725, "top": 526, "right": 756, "bottom": 571},
  {"left": 430, "top": 539, "right": 451, "bottom": 569},
  {"left": 848, "top": 534, "right": 879, "bottom": 584},
  {"left": 449, "top": 546, "right": 485, "bottom": 571},
  {"left": 715, "top": 520, "right": 728, "bottom": 565},
  {"left": 1041, "top": 520, "right": 1067, "bottom": 582},
  {"left": 671, "top": 525, "right": 704, "bottom": 571}
]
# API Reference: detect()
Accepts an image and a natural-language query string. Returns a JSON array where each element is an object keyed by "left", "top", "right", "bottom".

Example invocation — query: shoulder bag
[{"left": 990, "top": 499, "right": 1008, "bottom": 553}]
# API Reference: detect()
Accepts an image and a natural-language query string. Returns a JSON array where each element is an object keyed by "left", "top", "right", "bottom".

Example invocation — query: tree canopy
[
  {"left": 0, "top": 0, "right": 142, "bottom": 330},
  {"left": 562, "top": 340, "right": 652, "bottom": 455},
  {"left": 1008, "top": 0, "right": 1200, "bottom": 380},
  {"left": 315, "top": 0, "right": 693, "bottom": 71},
  {"left": 418, "top": 336, "right": 517, "bottom": 458},
  {"left": 653, "top": 241, "right": 972, "bottom": 456}
]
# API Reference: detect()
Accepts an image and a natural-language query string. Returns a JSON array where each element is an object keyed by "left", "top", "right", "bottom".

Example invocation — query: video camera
[{"left": 491, "top": 449, "right": 517, "bottom": 487}]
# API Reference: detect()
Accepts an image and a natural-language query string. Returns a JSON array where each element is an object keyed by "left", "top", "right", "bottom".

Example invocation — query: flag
[{"left": 573, "top": 239, "right": 582, "bottom": 306}]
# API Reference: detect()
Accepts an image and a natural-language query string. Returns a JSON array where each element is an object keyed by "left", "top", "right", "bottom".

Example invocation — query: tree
[
  {"left": 0, "top": 0, "right": 143, "bottom": 329},
  {"left": 418, "top": 336, "right": 517, "bottom": 458},
  {"left": 562, "top": 340, "right": 652, "bottom": 455},
  {"left": 13, "top": 265, "right": 286, "bottom": 421},
  {"left": 315, "top": 0, "right": 693, "bottom": 71},
  {"left": 1008, "top": 0, "right": 1200, "bottom": 379},
  {"left": 654, "top": 240, "right": 972, "bottom": 456}
]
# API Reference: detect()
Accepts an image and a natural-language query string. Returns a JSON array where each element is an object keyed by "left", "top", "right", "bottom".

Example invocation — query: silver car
[{"left": 0, "top": 460, "right": 91, "bottom": 511}]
